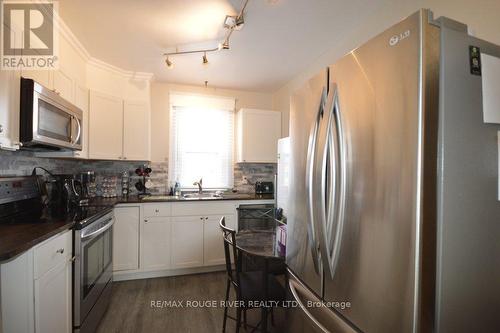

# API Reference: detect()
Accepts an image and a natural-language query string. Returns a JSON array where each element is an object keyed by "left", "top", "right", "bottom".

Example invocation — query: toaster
[{"left": 255, "top": 181, "right": 274, "bottom": 195}]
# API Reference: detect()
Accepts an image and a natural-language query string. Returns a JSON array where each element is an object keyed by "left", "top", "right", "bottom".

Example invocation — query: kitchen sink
[{"left": 182, "top": 192, "right": 222, "bottom": 200}]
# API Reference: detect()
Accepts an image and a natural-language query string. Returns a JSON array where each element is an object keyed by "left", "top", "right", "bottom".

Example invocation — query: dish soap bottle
[{"left": 174, "top": 181, "right": 181, "bottom": 197}]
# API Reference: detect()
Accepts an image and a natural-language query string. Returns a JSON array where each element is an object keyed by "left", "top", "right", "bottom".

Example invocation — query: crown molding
[
  {"left": 87, "top": 57, "right": 155, "bottom": 81},
  {"left": 53, "top": 9, "right": 154, "bottom": 81}
]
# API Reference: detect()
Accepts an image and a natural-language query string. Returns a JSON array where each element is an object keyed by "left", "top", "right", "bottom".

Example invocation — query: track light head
[
  {"left": 202, "top": 52, "right": 209, "bottom": 66},
  {"left": 165, "top": 57, "right": 174, "bottom": 69},
  {"left": 218, "top": 40, "right": 230, "bottom": 50}
]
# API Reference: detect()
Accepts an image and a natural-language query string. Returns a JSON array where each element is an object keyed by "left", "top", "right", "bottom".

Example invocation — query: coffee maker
[{"left": 50, "top": 174, "right": 84, "bottom": 212}]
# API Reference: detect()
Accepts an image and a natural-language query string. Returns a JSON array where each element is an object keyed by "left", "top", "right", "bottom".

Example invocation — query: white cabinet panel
[
  {"left": 1, "top": 250, "right": 35, "bottom": 333},
  {"left": 236, "top": 109, "right": 282, "bottom": 163},
  {"left": 171, "top": 217, "right": 204, "bottom": 269},
  {"left": 143, "top": 203, "right": 171, "bottom": 217},
  {"left": 73, "top": 84, "right": 89, "bottom": 159},
  {"left": 142, "top": 217, "right": 171, "bottom": 270},
  {"left": 34, "top": 230, "right": 72, "bottom": 279},
  {"left": 1, "top": 230, "right": 73, "bottom": 333},
  {"left": 89, "top": 91, "right": 124, "bottom": 160},
  {"left": 53, "top": 69, "right": 74, "bottom": 103},
  {"left": 171, "top": 202, "right": 237, "bottom": 216},
  {"left": 123, "top": 101, "right": 150, "bottom": 161},
  {"left": 113, "top": 206, "right": 140, "bottom": 271},
  {"left": 21, "top": 70, "right": 51, "bottom": 89},
  {"left": 203, "top": 215, "right": 235, "bottom": 266},
  {"left": 0, "top": 67, "right": 21, "bottom": 150},
  {"left": 34, "top": 259, "right": 72, "bottom": 333}
]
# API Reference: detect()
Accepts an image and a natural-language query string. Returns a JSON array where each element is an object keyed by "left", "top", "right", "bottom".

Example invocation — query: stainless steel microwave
[{"left": 20, "top": 77, "right": 83, "bottom": 151}]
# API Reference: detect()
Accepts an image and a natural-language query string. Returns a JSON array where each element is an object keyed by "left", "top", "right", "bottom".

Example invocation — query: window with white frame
[{"left": 169, "top": 93, "right": 235, "bottom": 190}]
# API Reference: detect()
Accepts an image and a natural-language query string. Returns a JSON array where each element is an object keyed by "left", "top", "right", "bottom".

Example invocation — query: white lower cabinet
[
  {"left": 113, "top": 200, "right": 273, "bottom": 279},
  {"left": 113, "top": 206, "right": 140, "bottom": 271},
  {"left": 0, "top": 230, "right": 72, "bottom": 333},
  {"left": 171, "top": 216, "right": 204, "bottom": 269},
  {"left": 203, "top": 215, "right": 236, "bottom": 266},
  {"left": 141, "top": 217, "right": 172, "bottom": 270},
  {"left": 34, "top": 259, "right": 72, "bottom": 333}
]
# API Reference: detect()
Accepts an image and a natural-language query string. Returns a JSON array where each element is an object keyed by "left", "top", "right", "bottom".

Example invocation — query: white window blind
[{"left": 169, "top": 93, "right": 235, "bottom": 189}]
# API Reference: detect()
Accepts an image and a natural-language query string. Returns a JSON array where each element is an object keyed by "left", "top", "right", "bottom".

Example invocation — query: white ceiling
[{"left": 59, "top": 0, "right": 382, "bottom": 92}]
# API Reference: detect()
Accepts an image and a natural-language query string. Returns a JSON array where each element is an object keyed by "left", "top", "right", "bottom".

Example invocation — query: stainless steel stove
[
  {"left": 72, "top": 207, "right": 114, "bottom": 333},
  {"left": 0, "top": 175, "right": 114, "bottom": 333}
]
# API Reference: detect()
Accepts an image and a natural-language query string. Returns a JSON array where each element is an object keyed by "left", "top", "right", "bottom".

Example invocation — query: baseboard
[{"left": 112, "top": 265, "right": 226, "bottom": 281}]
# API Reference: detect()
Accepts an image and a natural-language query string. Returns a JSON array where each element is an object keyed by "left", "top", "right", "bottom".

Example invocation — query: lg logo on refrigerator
[{"left": 389, "top": 30, "right": 411, "bottom": 46}]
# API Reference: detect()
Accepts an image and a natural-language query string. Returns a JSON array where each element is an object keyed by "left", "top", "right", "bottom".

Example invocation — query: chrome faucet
[{"left": 193, "top": 178, "right": 203, "bottom": 194}]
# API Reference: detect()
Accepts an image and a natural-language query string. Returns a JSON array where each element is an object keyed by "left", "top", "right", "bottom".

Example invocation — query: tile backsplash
[{"left": 0, "top": 150, "right": 276, "bottom": 195}]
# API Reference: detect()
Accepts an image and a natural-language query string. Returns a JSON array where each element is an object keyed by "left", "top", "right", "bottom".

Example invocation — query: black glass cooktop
[{"left": 48, "top": 205, "right": 113, "bottom": 230}]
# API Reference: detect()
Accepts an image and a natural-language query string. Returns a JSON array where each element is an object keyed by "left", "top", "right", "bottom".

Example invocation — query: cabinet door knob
[
  {"left": 144, "top": 219, "right": 148, "bottom": 223},
  {"left": 0, "top": 124, "right": 3, "bottom": 133},
  {"left": 56, "top": 248, "right": 64, "bottom": 254},
  {"left": 70, "top": 256, "right": 77, "bottom": 262},
  {"left": 155, "top": 209, "right": 159, "bottom": 213},
  {"left": 123, "top": 156, "right": 127, "bottom": 160}
]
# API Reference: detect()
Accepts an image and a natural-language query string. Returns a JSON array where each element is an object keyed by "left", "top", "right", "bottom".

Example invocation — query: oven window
[
  {"left": 83, "top": 227, "right": 112, "bottom": 298},
  {"left": 38, "top": 99, "right": 72, "bottom": 141}
]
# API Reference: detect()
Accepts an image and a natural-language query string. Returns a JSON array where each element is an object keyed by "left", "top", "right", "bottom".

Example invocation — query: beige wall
[
  {"left": 272, "top": 0, "right": 500, "bottom": 137},
  {"left": 150, "top": 82, "right": 274, "bottom": 162}
]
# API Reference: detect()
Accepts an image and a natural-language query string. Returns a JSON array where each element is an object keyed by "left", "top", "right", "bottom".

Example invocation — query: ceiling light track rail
[{"left": 163, "top": 0, "right": 250, "bottom": 68}]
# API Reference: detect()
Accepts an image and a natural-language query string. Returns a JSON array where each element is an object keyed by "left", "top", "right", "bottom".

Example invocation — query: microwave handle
[{"left": 73, "top": 116, "right": 81, "bottom": 145}]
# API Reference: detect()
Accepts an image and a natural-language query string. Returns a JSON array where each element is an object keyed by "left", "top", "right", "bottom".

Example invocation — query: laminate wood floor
[{"left": 96, "top": 272, "right": 286, "bottom": 333}]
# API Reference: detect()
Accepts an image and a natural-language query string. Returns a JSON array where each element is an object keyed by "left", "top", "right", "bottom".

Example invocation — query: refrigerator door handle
[
  {"left": 319, "top": 86, "right": 348, "bottom": 279},
  {"left": 306, "top": 87, "right": 328, "bottom": 274},
  {"left": 289, "top": 277, "right": 330, "bottom": 333}
]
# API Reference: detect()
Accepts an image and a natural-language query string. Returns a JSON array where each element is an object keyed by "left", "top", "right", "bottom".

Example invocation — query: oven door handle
[{"left": 81, "top": 218, "right": 114, "bottom": 241}]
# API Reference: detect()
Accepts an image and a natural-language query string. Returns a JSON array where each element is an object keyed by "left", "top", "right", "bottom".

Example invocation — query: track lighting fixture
[
  {"left": 163, "top": 0, "right": 249, "bottom": 69},
  {"left": 165, "top": 57, "right": 173, "bottom": 69}
]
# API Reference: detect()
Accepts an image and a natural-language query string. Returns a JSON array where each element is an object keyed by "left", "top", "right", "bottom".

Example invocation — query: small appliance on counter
[
  {"left": 49, "top": 174, "right": 85, "bottom": 213},
  {"left": 255, "top": 181, "right": 274, "bottom": 195},
  {"left": 79, "top": 171, "right": 96, "bottom": 200}
]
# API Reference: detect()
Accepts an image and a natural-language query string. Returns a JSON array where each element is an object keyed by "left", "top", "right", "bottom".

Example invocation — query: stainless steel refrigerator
[{"left": 286, "top": 9, "right": 500, "bottom": 333}]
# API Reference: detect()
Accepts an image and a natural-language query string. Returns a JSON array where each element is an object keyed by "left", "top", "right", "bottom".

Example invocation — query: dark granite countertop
[
  {"left": 0, "top": 215, "right": 75, "bottom": 263},
  {"left": 0, "top": 193, "right": 274, "bottom": 263},
  {"left": 89, "top": 193, "right": 274, "bottom": 205}
]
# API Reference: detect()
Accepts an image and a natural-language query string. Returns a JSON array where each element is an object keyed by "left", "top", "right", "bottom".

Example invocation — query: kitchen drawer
[
  {"left": 143, "top": 203, "right": 172, "bottom": 217},
  {"left": 171, "top": 202, "right": 236, "bottom": 216},
  {"left": 34, "top": 230, "right": 72, "bottom": 279}
]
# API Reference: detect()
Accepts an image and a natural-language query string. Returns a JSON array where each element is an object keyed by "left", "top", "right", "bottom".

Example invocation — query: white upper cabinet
[
  {"left": 123, "top": 101, "right": 150, "bottom": 161},
  {"left": 0, "top": 68, "right": 21, "bottom": 151},
  {"left": 236, "top": 108, "right": 282, "bottom": 163},
  {"left": 21, "top": 69, "right": 51, "bottom": 89},
  {"left": 89, "top": 91, "right": 124, "bottom": 160},
  {"left": 52, "top": 68, "right": 75, "bottom": 102},
  {"left": 89, "top": 92, "right": 151, "bottom": 161}
]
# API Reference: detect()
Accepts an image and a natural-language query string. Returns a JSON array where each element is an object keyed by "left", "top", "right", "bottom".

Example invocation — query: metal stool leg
[{"left": 222, "top": 280, "right": 231, "bottom": 333}]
